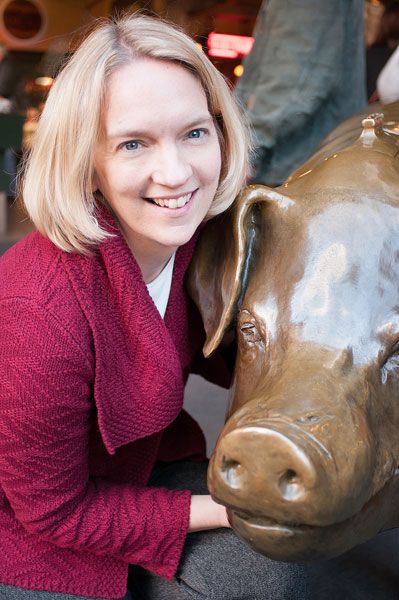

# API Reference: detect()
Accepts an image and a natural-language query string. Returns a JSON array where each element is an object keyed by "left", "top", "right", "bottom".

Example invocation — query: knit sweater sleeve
[{"left": 0, "top": 297, "right": 191, "bottom": 579}]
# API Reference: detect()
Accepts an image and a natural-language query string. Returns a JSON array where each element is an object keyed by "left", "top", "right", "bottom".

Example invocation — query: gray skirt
[{"left": 130, "top": 460, "right": 309, "bottom": 600}]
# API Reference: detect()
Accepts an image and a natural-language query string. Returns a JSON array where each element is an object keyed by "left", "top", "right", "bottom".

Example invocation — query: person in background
[
  {"left": 377, "top": 44, "right": 399, "bottom": 103},
  {"left": 0, "top": 13, "right": 309, "bottom": 600},
  {"left": 366, "top": 2, "right": 399, "bottom": 102},
  {"left": 235, "top": 0, "right": 366, "bottom": 186}
]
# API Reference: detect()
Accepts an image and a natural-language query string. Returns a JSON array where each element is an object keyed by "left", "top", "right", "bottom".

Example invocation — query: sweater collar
[{"left": 63, "top": 206, "right": 198, "bottom": 454}]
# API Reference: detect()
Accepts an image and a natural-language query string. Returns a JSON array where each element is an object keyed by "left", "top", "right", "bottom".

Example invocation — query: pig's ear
[{"left": 187, "top": 185, "right": 292, "bottom": 357}]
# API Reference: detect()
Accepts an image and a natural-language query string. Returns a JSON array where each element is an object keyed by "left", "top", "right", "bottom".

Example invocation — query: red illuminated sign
[{"left": 207, "top": 32, "right": 254, "bottom": 59}]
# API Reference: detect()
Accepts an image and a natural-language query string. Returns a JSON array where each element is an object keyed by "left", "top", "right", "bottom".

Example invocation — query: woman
[{"left": 0, "top": 13, "right": 308, "bottom": 600}]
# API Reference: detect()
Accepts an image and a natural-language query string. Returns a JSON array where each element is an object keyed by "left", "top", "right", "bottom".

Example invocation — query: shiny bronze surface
[
  {"left": 187, "top": 108, "right": 399, "bottom": 561},
  {"left": 288, "top": 101, "right": 399, "bottom": 182}
]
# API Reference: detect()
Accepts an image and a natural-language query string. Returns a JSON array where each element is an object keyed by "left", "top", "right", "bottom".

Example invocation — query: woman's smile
[{"left": 146, "top": 189, "right": 196, "bottom": 209}]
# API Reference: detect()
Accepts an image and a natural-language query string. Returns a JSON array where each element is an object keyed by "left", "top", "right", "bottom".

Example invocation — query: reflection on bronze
[{"left": 187, "top": 104, "right": 399, "bottom": 561}]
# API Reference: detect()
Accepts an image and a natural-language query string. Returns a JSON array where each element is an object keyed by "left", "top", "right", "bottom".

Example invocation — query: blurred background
[
  {"left": 0, "top": 0, "right": 262, "bottom": 116},
  {"left": 0, "top": 0, "right": 389, "bottom": 113}
]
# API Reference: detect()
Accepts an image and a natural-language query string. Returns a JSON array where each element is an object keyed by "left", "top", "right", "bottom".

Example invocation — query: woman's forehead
[
  {"left": 106, "top": 58, "right": 204, "bottom": 96},
  {"left": 101, "top": 58, "right": 210, "bottom": 135}
]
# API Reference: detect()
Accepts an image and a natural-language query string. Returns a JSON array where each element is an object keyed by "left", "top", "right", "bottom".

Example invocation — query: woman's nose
[{"left": 151, "top": 145, "right": 193, "bottom": 188}]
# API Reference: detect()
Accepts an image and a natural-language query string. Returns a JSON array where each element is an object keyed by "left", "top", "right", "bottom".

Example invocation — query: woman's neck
[
  {"left": 138, "top": 250, "right": 175, "bottom": 284},
  {"left": 124, "top": 231, "right": 176, "bottom": 284},
  {"left": 109, "top": 210, "right": 177, "bottom": 283}
]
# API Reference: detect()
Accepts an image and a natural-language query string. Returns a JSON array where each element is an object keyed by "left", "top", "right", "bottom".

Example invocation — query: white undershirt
[{"left": 146, "top": 252, "right": 176, "bottom": 318}]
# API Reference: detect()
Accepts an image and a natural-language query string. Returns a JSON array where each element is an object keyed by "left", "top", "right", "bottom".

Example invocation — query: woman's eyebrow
[
  {"left": 182, "top": 116, "right": 214, "bottom": 129},
  {"left": 107, "top": 115, "right": 214, "bottom": 141}
]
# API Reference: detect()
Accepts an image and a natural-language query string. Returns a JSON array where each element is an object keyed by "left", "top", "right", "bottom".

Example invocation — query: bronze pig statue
[{"left": 187, "top": 115, "right": 399, "bottom": 562}]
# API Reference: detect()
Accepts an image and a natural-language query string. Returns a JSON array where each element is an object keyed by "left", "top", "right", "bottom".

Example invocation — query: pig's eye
[
  {"left": 240, "top": 322, "right": 261, "bottom": 344},
  {"left": 238, "top": 310, "right": 264, "bottom": 346}
]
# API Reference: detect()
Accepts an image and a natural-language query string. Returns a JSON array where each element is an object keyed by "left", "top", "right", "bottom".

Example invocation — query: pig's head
[{"left": 187, "top": 117, "right": 399, "bottom": 561}]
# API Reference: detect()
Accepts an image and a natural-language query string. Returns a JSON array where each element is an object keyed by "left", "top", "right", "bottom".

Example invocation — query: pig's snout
[
  {"left": 209, "top": 419, "right": 373, "bottom": 526},
  {"left": 219, "top": 428, "right": 316, "bottom": 501}
]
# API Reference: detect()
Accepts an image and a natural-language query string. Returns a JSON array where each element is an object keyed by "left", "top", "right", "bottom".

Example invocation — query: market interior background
[{"left": 2, "top": 2, "right": 399, "bottom": 598}]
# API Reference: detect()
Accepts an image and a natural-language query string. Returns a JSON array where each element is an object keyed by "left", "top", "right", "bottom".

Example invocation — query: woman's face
[{"left": 94, "top": 58, "right": 222, "bottom": 273}]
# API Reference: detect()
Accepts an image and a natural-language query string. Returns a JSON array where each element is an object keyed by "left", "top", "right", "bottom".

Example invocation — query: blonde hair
[{"left": 22, "top": 13, "right": 250, "bottom": 253}]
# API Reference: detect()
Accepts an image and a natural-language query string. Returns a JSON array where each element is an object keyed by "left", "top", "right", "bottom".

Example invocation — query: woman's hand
[{"left": 188, "top": 494, "right": 231, "bottom": 532}]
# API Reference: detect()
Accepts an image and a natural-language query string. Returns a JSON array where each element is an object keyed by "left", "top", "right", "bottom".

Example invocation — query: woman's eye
[
  {"left": 122, "top": 140, "right": 141, "bottom": 151},
  {"left": 187, "top": 128, "right": 207, "bottom": 140}
]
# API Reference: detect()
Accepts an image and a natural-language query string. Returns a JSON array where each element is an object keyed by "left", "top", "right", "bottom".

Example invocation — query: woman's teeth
[{"left": 151, "top": 192, "right": 192, "bottom": 208}]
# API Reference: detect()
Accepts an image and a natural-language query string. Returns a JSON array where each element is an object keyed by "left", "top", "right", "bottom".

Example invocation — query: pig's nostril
[
  {"left": 221, "top": 457, "right": 245, "bottom": 489},
  {"left": 278, "top": 469, "right": 305, "bottom": 501}
]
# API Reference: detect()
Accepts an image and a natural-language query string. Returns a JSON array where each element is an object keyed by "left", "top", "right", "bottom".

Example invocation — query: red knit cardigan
[{"left": 0, "top": 213, "right": 218, "bottom": 598}]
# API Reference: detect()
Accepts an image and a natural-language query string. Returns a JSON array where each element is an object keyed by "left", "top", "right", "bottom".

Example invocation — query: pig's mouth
[
  {"left": 232, "top": 510, "right": 317, "bottom": 534},
  {"left": 229, "top": 508, "right": 360, "bottom": 561},
  {"left": 228, "top": 469, "right": 399, "bottom": 561}
]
